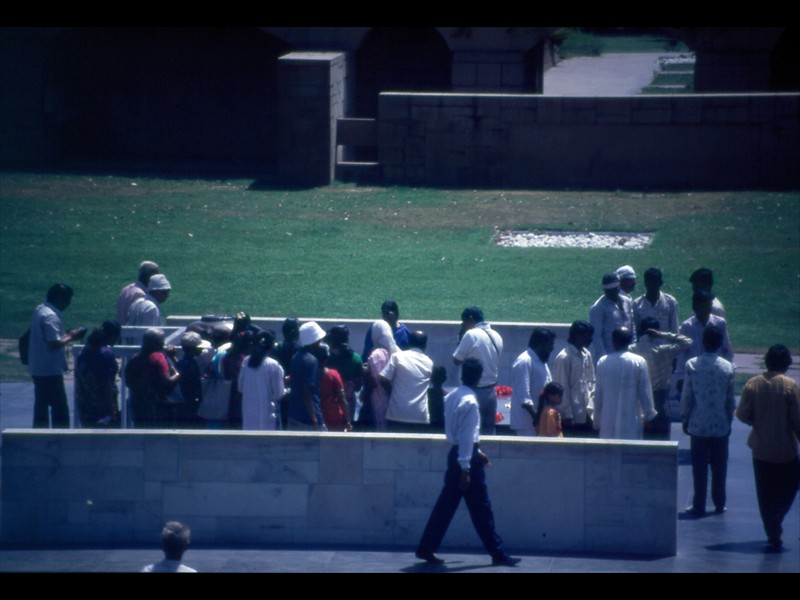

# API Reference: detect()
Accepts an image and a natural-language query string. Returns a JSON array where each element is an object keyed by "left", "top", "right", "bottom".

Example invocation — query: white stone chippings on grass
[{"left": 495, "top": 230, "right": 653, "bottom": 249}]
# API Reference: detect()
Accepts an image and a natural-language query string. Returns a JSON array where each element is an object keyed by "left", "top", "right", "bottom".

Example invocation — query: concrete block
[
  {"left": 179, "top": 458, "right": 318, "bottom": 485},
  {"left": 561, "top": 98, "right": 597, "bottom": 124},
  {"left": 476, "top": 63, "right": 502, "bottom": 87},
  {"left": 144, "top": 436, "right": 179, "bottom": 481},
  {"left": 595, "top": 98, "right": 632, "bottom": 124},
  {"left": 216, "top": 516, "right": 294, "bottom": 545},
  {"left": 452, "top": 62, "right": 477, "bottom": 87},
  {"left": 319, "top": 437, "right": 363, "bottom": 484},
  {"left": 702, "top": 97, "right": 750, "bottom": 123},
  {"left": 394, "top": 470, "right": 444, "bottom": 508},
  {"left": 163, "top": 482, "right": 308, "bottom": 518},
  {"left": 3, "top": 465, "right": 145, "bottom": 502},
  {"left": 632, "top": 98, "right": 672, "bottom": 123},
  {"left": 308, "top": 484, "right": 394, "bottom": 529},
  {"left": 671, "top": 96, "right": 704, "bottom": 124},
  {"left": 537, "top": 97, "right": 563, "bottom": 123}
]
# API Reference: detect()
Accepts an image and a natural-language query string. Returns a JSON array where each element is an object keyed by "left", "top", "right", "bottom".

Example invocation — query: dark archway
[
  {"left": 45, "top": 27, "right": 292, "bottom": 171},
  {"left": 355, "top": 27, "right": 452, "bottom": 118},
  {"left": 770, "top": 27, "right": 799, "bottom": 91}
]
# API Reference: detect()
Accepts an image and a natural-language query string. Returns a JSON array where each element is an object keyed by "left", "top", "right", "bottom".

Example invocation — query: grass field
[
  {"left": 1, "top": 173, "right": 798, "bottom": 359},
  {"left": 555, "top": 28, "right": 689, "bottom": 58}
]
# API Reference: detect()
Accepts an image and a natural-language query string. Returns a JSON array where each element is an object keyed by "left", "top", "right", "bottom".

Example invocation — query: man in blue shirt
[{"left": 287, "top": 321, "right": 327, "bottom": 431}]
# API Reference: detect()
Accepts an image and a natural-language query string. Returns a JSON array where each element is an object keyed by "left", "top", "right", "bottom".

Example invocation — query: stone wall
[
  {"left": 278, "top": 52, "right": 348, "bottom": 185},
  {"left": 1, "top": 430, "right": 677, "bottom": 555},
  {"left": 378, "top": 92, "right": 800, "bottom": 189}
]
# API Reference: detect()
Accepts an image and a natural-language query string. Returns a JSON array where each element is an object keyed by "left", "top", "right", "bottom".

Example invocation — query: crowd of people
[{"left": 23, "top": 260, "right": 800, "bottom": 554}]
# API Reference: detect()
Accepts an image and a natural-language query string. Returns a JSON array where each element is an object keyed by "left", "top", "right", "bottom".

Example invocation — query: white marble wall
[{"left": 1, "top": 430, "right": 677, "bottom": 555}]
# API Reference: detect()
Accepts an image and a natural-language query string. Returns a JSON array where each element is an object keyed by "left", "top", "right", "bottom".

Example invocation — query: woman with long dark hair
[{"left": 238, "top": 330, "right": 285, "bottom": 430}]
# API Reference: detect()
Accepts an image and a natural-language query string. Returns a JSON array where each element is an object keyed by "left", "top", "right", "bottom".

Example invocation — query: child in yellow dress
[{"left": 535, "top": 382, "right": 564, "bottom": 438}]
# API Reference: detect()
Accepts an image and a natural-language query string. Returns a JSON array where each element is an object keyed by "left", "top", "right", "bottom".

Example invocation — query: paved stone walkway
[{"left": 543, "top": 52, "right": 678, "bottom": 96}]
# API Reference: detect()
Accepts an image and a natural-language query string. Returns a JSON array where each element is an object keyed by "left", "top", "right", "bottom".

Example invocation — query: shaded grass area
[
  {"left": 1, "top": 173, "right": 798, "bottom": 354},
  {"left": 555, "top": 28, "right": 689, "bottom": 58}
]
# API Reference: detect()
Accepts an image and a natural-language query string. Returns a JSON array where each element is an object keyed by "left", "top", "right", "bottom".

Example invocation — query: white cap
[
  {"left": 147, "top": 274, "right": 172, "bottom": 292},
  {"left": 616, "top": 265, "right": 636, "bottom": 280},
  {"left": 299, "top": 321, "right": 326, "bottom": 347}
]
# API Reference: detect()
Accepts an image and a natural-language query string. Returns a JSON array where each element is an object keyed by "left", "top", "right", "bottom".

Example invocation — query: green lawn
[
  {"left": 554, "top": 28, "right": 689, "bottom": 58},
  {"left": 1, "top": 173, "right": 798, "bottom": 356}
]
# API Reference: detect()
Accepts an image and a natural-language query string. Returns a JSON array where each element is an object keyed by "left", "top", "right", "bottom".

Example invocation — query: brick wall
[{"left": 379, "top": 92, "right": 800, "bottom": 189}]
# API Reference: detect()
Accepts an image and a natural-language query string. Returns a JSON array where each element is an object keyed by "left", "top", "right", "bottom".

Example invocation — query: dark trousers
[
  {"left": 474, "top": 385, "right": 497, "bottom": 436},
  {"left": 32, "top": 375, "right": 70, "bottom": 428},
  {"left": 753, "top": 457, "right": 800, "bottom": 544},
  {"left": 644, "top": 388, "right": 671, "bottom": 441},
  {"left": 690, "top": 434, "right": 729, "bottom": 512},
  {"left": 416, "top": 445, "right": 505, "bottom": 559}
]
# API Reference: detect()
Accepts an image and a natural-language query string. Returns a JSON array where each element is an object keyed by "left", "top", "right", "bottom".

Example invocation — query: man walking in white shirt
[{"left": 415, "top": 358, "right": 520, "bottom": 567}]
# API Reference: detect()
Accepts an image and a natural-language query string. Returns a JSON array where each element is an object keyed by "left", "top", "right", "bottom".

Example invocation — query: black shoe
[
  {"left": 714, "top": 506, "right": 726, "bottom": 514},
  {"left": 765, "top": 539, "right": 784, "bottom": 553},
  {"left": 492, "top": 554, "right": 521, "bottom": 567},
  {"left": 415, "top": 550, "right": 444, "bottom": 564},
  {"left": 684, "top": 506, "right": 705, "bottom": 517}
]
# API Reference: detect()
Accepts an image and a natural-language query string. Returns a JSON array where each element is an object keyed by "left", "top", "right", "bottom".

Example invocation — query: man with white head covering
[
  {"left": 287, "top": 321, "right": 327, "bottom": 431},
  {"left": 127, "top": 274, "right": 171, "bottom": 326},
  {"left": 589, "top": 272, "right": 635, "bottom": 364},
  {"left": 117, "top": 261, "right": 160, "bottom": 324},
  {"left": 616, "top": 265, "right": 637, "bottom": 299}
]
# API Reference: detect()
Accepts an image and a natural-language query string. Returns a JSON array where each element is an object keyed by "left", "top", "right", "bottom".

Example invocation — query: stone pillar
[{"left": 277, "top": 51, "right": 347, "bottom": 185}]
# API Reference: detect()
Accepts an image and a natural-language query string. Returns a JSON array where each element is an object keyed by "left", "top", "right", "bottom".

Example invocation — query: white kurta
[
  {"left": 238, "top": 356, "right": 285, "bottom": 430},
  {"left": 594, "top": 350, "right": 657, "bottom": 440},
  {"left": 510, "top": 348, "right": 551, "bottom": 436},
  {"left": 126, "top": 295, "right": 163, "bottom": 326}
]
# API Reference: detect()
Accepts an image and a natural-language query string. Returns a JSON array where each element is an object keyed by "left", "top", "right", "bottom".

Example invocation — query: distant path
[{"left": 543, "top": 52, "right": 679, "bottom": 96}]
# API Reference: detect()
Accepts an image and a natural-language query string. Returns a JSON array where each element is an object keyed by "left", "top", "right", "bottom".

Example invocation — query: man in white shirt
[
  {"left": 594, "top": 328, "right": 658, "bottom": 440},
  {"left": 141, "top": 521, "right": 197, "bottom": 573},
  {"left": 589, "top": 272, "right": 635, "bottom": 364},
  {"left": 380, "top": 330, "right": 434, "bottom": 433},
  {"left": 116, "top": 260, "right": 159, "bottom": 324},
  {"left": 127, "top": 273, "right": 172, "bottom": 326},
  {"left": 28, "top": 283, "right": 87, "bottom": 428},
  {"left": 689, "top": 267, "right": 726, "bottom": 319},
  {"left": 453, "top": 306, "right": 503, "bottom": 435},
  {"left": 510, "top": 328, "right": 555, "bottom": 436},
  {"left": 675, "top": 290, "right": 734, "bottom": 393},
  {"left": 551, "top": 320, "right": 596, "bottom": 437},
  {"left": 633, "top": 267, "right": 680, "bottom": 333},
  {"left": 415, "top": 358, "right": 520, "bottom": 567}
]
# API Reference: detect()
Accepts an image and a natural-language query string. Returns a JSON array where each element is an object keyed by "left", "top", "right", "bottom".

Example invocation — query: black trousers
[
  {"left": 753, "top": 457, "right": 800, "bottom": 544},
  {"left": 416, "top": 445, "right": 505, "bottom": 559},
  {"left": 32, "top": 375, "right": 69, "bottom": 428},
  {"left": 690, "top": 434, "right": 729, "bottom": 512}
]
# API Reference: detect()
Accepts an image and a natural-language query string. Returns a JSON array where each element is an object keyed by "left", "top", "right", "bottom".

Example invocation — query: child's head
[{"left": 541, "top": 382, "right": 564, "bottom": 406}]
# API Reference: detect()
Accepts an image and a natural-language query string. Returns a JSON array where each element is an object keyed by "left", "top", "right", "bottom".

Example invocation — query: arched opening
[
  {"left": 45, "top": 27, "right": 292, "bottom": 172},
  {"left": 355, "top": 27, "right": 452, "bottom": 118},
  {"left": 770, "top": 27, "right": 799, "bottom": 91}
]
